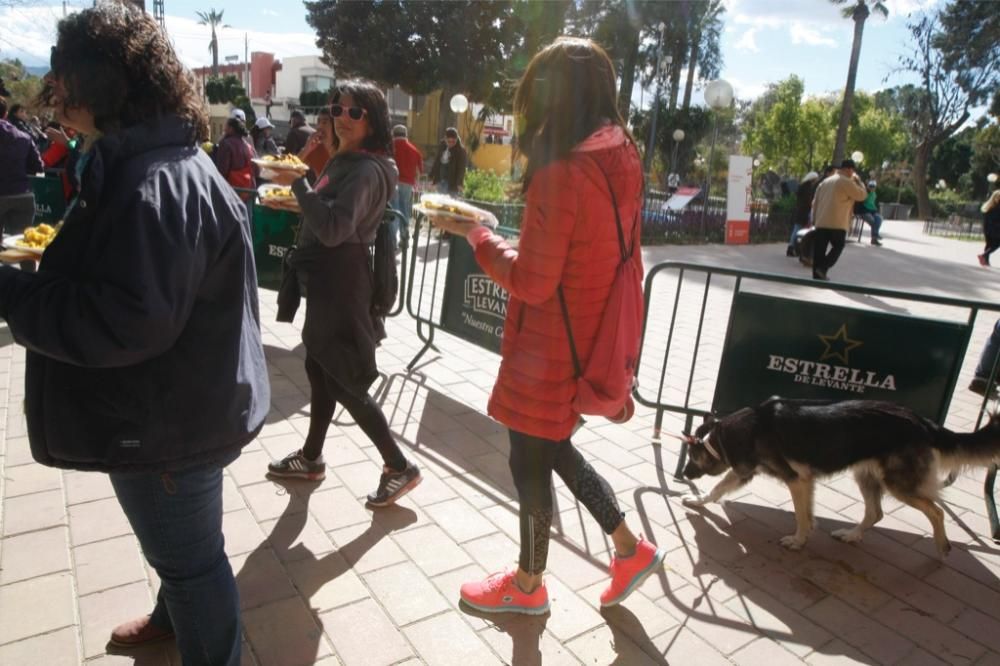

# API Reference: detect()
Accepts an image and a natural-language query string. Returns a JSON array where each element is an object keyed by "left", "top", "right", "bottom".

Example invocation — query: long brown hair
[
  {"left": 513, "top": 37, "right": 634, "bottom": 192},
  {"left": 40, "top": 2, "right": 208, "bottom": 141}
]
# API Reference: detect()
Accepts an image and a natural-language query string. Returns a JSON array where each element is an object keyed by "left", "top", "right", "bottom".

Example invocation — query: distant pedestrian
[
  {"left": 283, "top": 109, "right": 315, "bottom": 156},
  {"left": 251, "top": 116, "right": 278, "bottom": 157},
  {"left": 857, "top": 179, "right": 883, "bottom": 246},
  {"left": 810, "top": 158, "right": 867, "bottom": 281},
  {"left": 299, "top": 106, "right": 333, "bottom": 177},
  {"left": 0, "top": 96, "right": 44, "bottom": 237},
  {"left": 977, "top": 191, "right": 1000, "bottom": 267},
  {"left": 969, "top": 318, "right": 1000, "bottom": 398},
  {"left": 264, "top": 91, "right": 273, "bottom": 119},
  {"left": 430, "top": 126, "right": 467, "bottom": 196},
  {"left": 214, "top": 117, "right": 256, "bottom": 197},
  {"left": 391, "top": 124, "right": 422, "bottom": 246},
  {"left": 8, "top": 103, "right": 45, "bottom": 147}
]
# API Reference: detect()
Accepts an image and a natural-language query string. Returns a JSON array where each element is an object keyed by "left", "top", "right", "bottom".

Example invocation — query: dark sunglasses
[{"left": 331, "top": 104, "right": 367, "bottom": 121}]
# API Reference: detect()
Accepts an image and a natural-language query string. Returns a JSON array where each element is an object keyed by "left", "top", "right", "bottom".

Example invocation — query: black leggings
[
  {"left": 508, "top": 430, "right": 625, "bottom": 574},
  {"left": 302, "top": 356, "right": 407, "bottom": 470}
]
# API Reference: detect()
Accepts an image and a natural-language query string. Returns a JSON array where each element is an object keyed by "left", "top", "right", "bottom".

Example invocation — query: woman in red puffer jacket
[{"left": 430, "top": 37, "right": 665, "bottom": 616}]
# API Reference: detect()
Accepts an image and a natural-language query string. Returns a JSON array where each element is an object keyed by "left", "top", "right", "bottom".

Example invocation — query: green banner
[
  {"left": 713, "top": 293, "right": 969, "bottom": 423},
  {"left": 439, "top": 235, "right": 509, "bottom": 354},
  {"left": 30, "top": 176, "right": 66, "bottom": 224},
  {"left": 251, "top": 204, "right": 299, "bottom": 290}
]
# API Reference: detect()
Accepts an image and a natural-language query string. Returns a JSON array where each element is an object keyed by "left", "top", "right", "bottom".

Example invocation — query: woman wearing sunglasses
[
  {"left": 428, "top": 38, "right": 664, "bottom": 615},
  {"left": 266, "top": 82, "right": 422, "bottom": 506}
]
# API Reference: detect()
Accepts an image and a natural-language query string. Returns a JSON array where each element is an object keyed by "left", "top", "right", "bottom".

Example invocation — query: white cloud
[
  {"left": 789, "top": 21, "right": 838, "bottom": 48},
  {"left": 0, "top": 5, "right": 63, "bottom": 66},
  {"left": 734, "top": 28, "right": 759, "bottom": 53}
]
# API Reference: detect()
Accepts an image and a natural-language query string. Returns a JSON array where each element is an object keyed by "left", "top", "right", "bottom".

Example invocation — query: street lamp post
[
  {"left": 699, "top": 79, "right": 734, "bottom": 239},
  {"left": 644, "top": 22, "right": 669, "bottom": 176},
  {"left": 670, "top": 128, "right": 685, "bottom": 185}
]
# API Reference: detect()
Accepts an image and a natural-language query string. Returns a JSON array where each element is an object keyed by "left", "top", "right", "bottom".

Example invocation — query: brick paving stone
[
  {"left": 239, "top": 479, "right": 307, "bottom": 522},
  {"left": 651, "top": 581, "right": 760, "bottom": 655},
  {"left": 0, "top": 526, "right": 70, "bottom": 584},
  {"left": 722, "top": 588, "right": 832, "bottom": 658},
  {"left": 566, "top": 622, "right": 666, "bottom": 666},
  {"left": 898, "top": 646, "right": 952, "bottom": 666},
  {"left": 285, "top": 552, "right": 369, "bottom": 614},
  {"left": 0, "top": 626, "right": 80, "bottom": 666},
  {"left": 2, "top": 488, "right": 67, "bottom": 537},
  {"left": 876, "top": 598, "right": 986, "bottom": 665},
  {"left": 2, "top": 461, "right": 62, "bottom": 497},
  {"left": 803, "top": 596, "right": 915, "bottom": 664},
  {"left": 68, "top": 496, "right": 131, "bottom": 546},
  {"left": 403, "top": 610, "right": 504, "bottom": 666},
  {"left": 222, "top": 508, "right": 269, "bottom": 557},
  {"left": 0, "top": 572, "right": 76, "bottom": 645},
  {"left": 320, "top": 598, "right": 414, "bottom": 666},
  {"left": 307, "top": 486, "right": 375, "bottom": 532},
  {"left": 731, "top": 637, "right": 809, "bottom": 666},
  {"left": 260, "top": 513, "right": 336, "bottom": 562},
  {"left": 3, "top": 435, "right": 33, "bottom": 468},
  {"left": 243, "top": 596, "right": 334, "bottom": 666},
  {"left": 476, "top": 616, "right": 583, "bottom": 666},
  {"left": 227, "top": 449, "right": 274, "bottom": 487},
  {"left": 804, "top": 639, "right": 876, "bottom": 665},
  {"left": 63, "top": 470, "right": 116, "bottom": 505},
  {"left": 73, "top": 534, "right": 147, "bottom": 596},
  {"left": 231, "top": 548, "right": 299, "bottom": 611},
  {"left": 421, "top": 496, "right": 499, "bottom": 544},
  {"left": 393, "top": 523, "right": 473, "bottom": 577},
  {"left": 328, "top": 521, "right": 409, "bottom": 574},
  {"left": 363, "top": 561, "right": 450, "bottom": 626},
  {"left": 78, "top": 581, "right": 155, "bottom": 658},
  {"left": 542, "top": 575, "right": 607, "bottom": 643}
]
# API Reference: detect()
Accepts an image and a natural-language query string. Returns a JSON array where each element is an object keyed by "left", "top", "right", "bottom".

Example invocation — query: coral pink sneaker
[
  {"left": 460, "top": 570, "right": 550, "bottom": 615},
  {"left": 600, "top": 537, "right": 665, "bottom": 607}
]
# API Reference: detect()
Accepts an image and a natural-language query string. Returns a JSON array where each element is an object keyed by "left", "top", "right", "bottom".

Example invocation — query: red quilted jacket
[{"left": 468, "top": 127, "right": 644, "bottom": 440}]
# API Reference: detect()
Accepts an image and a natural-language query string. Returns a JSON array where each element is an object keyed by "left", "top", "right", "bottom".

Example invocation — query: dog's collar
[{"left": 670, "top": 432, "right": 723, "bottom": 461}]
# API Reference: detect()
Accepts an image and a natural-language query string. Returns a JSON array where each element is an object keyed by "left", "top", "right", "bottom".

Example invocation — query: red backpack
[{"left": 557, "top": 158, "right": 643, "bottom": 423}]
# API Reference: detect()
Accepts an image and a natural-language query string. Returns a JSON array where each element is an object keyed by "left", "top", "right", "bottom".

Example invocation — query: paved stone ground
[{"left": 2, "top": 219, "right": 1000, "bottom": 665}]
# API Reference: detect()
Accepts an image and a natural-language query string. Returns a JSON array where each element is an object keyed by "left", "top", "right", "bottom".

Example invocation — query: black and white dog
[{"left": 680, "top": 398, "right": 1000, "bottom": 557}]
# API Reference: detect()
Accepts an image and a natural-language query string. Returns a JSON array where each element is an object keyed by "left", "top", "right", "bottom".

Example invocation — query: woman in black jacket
[
  {"left": 978, "top": 190, "right": 1000, "bottom": 266},
  {"left": 429, "top": 126, "right": 468, "bottom": 195},
  {"left": 0, "top": 5, "right": 269, "bottom": 664},
  {"left": 266, "top": 81, "right": 422, "bottom": 506}
]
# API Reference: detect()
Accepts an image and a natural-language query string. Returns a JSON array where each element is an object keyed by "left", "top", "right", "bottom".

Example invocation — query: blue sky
[{"left": 0, "top": 0, "right": 944, "bottom": 105}]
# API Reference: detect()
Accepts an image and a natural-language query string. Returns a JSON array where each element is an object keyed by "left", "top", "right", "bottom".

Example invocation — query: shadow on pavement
[{"left": 460, "top": 602, "right": 550, "bottom": 666}]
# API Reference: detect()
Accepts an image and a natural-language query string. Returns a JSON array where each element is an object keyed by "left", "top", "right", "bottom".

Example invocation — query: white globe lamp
[
  {"left": 703, "top": 79, "right": 734, "bottom": 110},
  {"left": 449, "top": 94, "right": 469, "bottom": 114},
  {"left": 672, "top": 129, "right": 685, "bottom": 142},
  {"left": 851, "top": 150, "right": 864, "bottom": 165}
]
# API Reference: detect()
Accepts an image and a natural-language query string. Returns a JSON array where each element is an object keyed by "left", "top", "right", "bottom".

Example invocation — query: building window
[{"left": 301, "top": 75, "right": 334, "bottom": 94}]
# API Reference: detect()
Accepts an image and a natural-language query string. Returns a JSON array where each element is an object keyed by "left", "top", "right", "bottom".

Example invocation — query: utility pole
[
  {"left": 244, "top": 33, "right": 250, "bottom": 97},
  {"left": 153, "top": 0, "right": 165, "bottom": 29}
]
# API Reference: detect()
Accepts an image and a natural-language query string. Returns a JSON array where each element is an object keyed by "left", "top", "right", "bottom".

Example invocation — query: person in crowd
[
  {"left": 0, "top": 96, "right": 44, "bottom": 237},
  {"left": 230, "top": 106, "right": 246, "bottom": 124},
  {"left": 391, "top": 124, "right": 422, "bottom": 246},
  {"left": 428, "top": 37, "right": 664, "bottom": 615},
  {"left": 977, "top": 190, "right": 1000, "bottom": 267},
  {"left": 214, "top": 116, "right": 256, "bottom": 196},
  {"left": 265, "top": 82, "right": 422, "bottom": 506},
  {"left": 3, "top": 6, "right": 270, "bottom": 663},
  {"left": 251, "top": 116, "right": 278, "bottom": 157},
  {"left": 283, "top": 109, "right": 315, "bottom": 156},
  {"left": 969, "top": 317, "right": 1000, "bottom": 398},
  {"left": 857, "top": 179, "right": 883, "bottom": 246},
  {"left": 429, "top": 126, "right": 467, "bottom": 196},
  {"left": 299, "top": 106, "right": 333, "bottom": 177},
  {"left": 40, "top": 121, "right": 83, "bottom": 202},
  {"left": 810, "top": 158, "right": 867, "bottom": 281},
  {"left": 787, "top": 170, "right": 819, "bottom": 257},
  {"left": 7, "top": 103, "right": 45, "bottom": 147}
]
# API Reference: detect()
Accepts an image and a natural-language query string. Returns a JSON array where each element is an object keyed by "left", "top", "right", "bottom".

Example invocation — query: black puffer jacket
[{"left": 0, "top": 115, "right": 270, "bottom": 472}]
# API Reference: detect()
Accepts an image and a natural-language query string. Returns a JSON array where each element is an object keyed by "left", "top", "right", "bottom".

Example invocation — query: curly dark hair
[
  {"left": 39, "top": 2, "right": 208, "bottom": 141},
  {"left": 330, "top": 80, "right": 392, "bottom": 154}
]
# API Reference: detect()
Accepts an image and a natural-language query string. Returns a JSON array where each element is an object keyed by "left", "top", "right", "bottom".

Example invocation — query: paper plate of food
[
  {"left": 414, "top": 194, "right": 497, "bottom": 228},
  {"left": 258, "top": 184, "right": 301, "bottom": 212},
  {"left": 252, "top": 154, "right": 310, "bottom": 180},
  {"left": 3, "top": 222, "right": 62, "bottom": 256}
]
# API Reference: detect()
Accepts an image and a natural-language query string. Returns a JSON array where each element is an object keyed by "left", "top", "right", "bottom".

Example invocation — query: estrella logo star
[{"left": 818, "top": 324, "right": 863, "bottom": 365}]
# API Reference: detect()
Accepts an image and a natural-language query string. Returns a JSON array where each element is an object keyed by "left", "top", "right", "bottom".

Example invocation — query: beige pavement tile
[
  {"left": 243, "top": 596, "right": 333, "bottom": 666},
  {"left": 461, "top": 531, "right": 519, "bottom": 573},
  {"left": 320, "top": 598, "right": 414, "bottom": 666},
  {"left": 222, "top": 473, "right": 248, "bottom": 513},
  {"left": 2, "top": 488, "right": 67, "bottom": 537},
  {"left": 0, "top": 626, "right": 80, "bottom": 666},
  {"left": 260, "top": 513, "right": 336, "bottom": 562},
  {"left": 876, "top": 598, "right": 987, "bottom": 665},
  {"left": 227, "top": 449, "right": 272, "bottom": 487},
  {"left": 651, "top": 582, "right": 758, "bottom": 656},
  {"left": 804, "top": 639, "right": 880, "bottom": 665},
  {"left": 403, "top": 610, "right": 504, "bottom": 666},
  {"left": 405, "top": 470, "right": 459, "bottom": 507},
  {"left": 925, "top": 564, "right": 1000, "bottom": 620},
  {"left": 0, "top": 526, "right": 70, "bottom": 584},
  {"left": 421, "top": 496, "right": 499, "bottom": 544},
  {"left": 564, "top": 624, "right": 664, "bottom": 666},
  {"left": 74, "top": 534, "right": 147, "bottom": 596},
  {"left": 722, "top": 588, "right": 832, "bottom": 658},
  {"left": 580, "top": 581, "right": 679, "bottom": 642},
  {"left": 285, "top": 552, "right": 369, "bottom": 614},
  {"left": 731, "top": 637, "right": 807, "bottom": 666},
  {"left": 791, "top": 556, "right": 892, "bottom": 614},
  {"left": 239, "top": 480, "right": 306, "bottom": 522},
  {"left": 330, "top": 459, "right": 384, "bottom": 498},
  {"left": 541, "top": 575, "right": 605, "bottom": 643},
  {"left": 363, "top": 561, "right": 450, "bottom": 626},
  {"left": 0, "top": 572, "right": 76, "bottom": 645},
  {"left": 3, "top": 462, "right": 62, "bottom": 497},
  {"left": 68, "top": 497, "right": 131, "bottom": 546},
  {"left": 431, "top": 564, "right": 488, "bottom": 617},
  {"left": 308, "top": 486, "right": 373, "bottom": 532},
  {"left": 476, "top": 617, "right": 583, "bottom": 666},
  {"left": 898, "top": 646, "right": 953, "bottom": 666},
  {"left": 222, "top": 509, "right": 268, "bottom": 557},
  {"left": 63, "top": 470, "right": 116, "bottom": 505},
  {"left": 78, "top": 581, "right": 155, "bottom": 659},
  {"left": 328, "top": 521, "right": 408, "bottom": 574},
  {"left": 231, "top": 548, "right": 299, "bottom": 611},
  {"left": 803, "top": 596, "right": 914, "bottom": 665},
  {"left": 3, "top": 436, "right": 33, "bottom": 467},
  {"left": 393, "top": 524, "right": 473, "bottom": 577}
]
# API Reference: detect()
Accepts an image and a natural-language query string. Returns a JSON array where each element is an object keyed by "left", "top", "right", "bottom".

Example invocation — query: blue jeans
[
  {"left": 391, "top": 183, "right": 413, "bottom": 244},
  {"left": 860, "top": 212, "right": 882, "bottom": 240},
  {"left": 975, "top": 318, "right": 1000, "bottom": 379},
  {"left": 110, "top": 463, "right": 240, "bottom": 666}
]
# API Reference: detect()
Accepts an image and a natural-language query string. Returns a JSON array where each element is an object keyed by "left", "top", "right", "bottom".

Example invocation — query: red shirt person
[{"left": 390, "top": 125, "right": 422, "bottom": 244}]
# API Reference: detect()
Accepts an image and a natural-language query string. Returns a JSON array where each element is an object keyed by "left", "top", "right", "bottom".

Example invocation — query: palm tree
[
  {"left": 830, "top": 0, "right": 888, "bottom": 164},
  {"left": 196, "top": 9, "right": 228, "bottom": 77}
]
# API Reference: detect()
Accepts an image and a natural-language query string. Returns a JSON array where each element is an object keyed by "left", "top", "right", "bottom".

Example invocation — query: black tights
[
  {"left": 508, "top": 430, "right": 625, "bottom": 575},
  {"left": 302, "top": 357, "right": 407, "bottom": 471}
]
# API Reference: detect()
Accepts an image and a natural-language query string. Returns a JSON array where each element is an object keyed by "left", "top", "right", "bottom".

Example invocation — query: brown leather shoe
[{"left": 109, "top": 614, "right": 174, "bottom": 648}]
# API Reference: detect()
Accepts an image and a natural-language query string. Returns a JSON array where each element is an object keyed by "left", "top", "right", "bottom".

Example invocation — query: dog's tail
[{"left": 933, "top": 413, "right": 1000, "bottom": 468}]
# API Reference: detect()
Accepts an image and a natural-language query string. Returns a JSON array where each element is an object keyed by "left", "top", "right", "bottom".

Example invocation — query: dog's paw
[
  {"left": 937, "top": 539, "right": 952, "bottom": 559},
  {"left": 681, "top": 494, "right": 707, "bottom": 508},
  {"left": 779, "top": 535, "right": 807, "bottom": 551},
  {"left": 831, "top": 528, "right": 863, "bottom": 543}
]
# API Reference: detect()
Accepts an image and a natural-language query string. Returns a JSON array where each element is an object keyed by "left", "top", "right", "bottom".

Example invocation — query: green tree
[
  {"left": 204, "top": 74, "right": 244, "bottom": 105},
  {"left": 0, "top": 59, "right": 43, "bottom": 113},
  {"left": 829, "top": 0, "right": 888, "bottom": 164},
  {"left": 196, "top": 9, "right": 228, "bottom": 78},
  {"left": 681, "top": 0, "right": 724, "bottom": 111},
  {"left": 847, "top": 104, "right": 908, "bottom": 173}
]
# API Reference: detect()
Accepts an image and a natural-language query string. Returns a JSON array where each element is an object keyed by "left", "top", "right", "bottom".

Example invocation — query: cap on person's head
[
  {"left": 839, "top": 159, "right": 856, "bottom": 170},
  {"left": 255, "top": 117, "right": 274, "bottom": 130},
  {"left": 802, "top": 171, "right": 819, "bottom": 182},
  {"left": 867, "top": 180, "right": 877, "bottom": 188},
  {"left": 230, "top": 108, "right": 246, "bottom": 122},
  {"left": 392, "top": 124, "right": 408, "bottom": 138},
  {"left": 444, "top": 127, "right": 459, "bottom": 139},
  {"left": 290, "top": 109, "right": 306, "bottom": 122}
]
